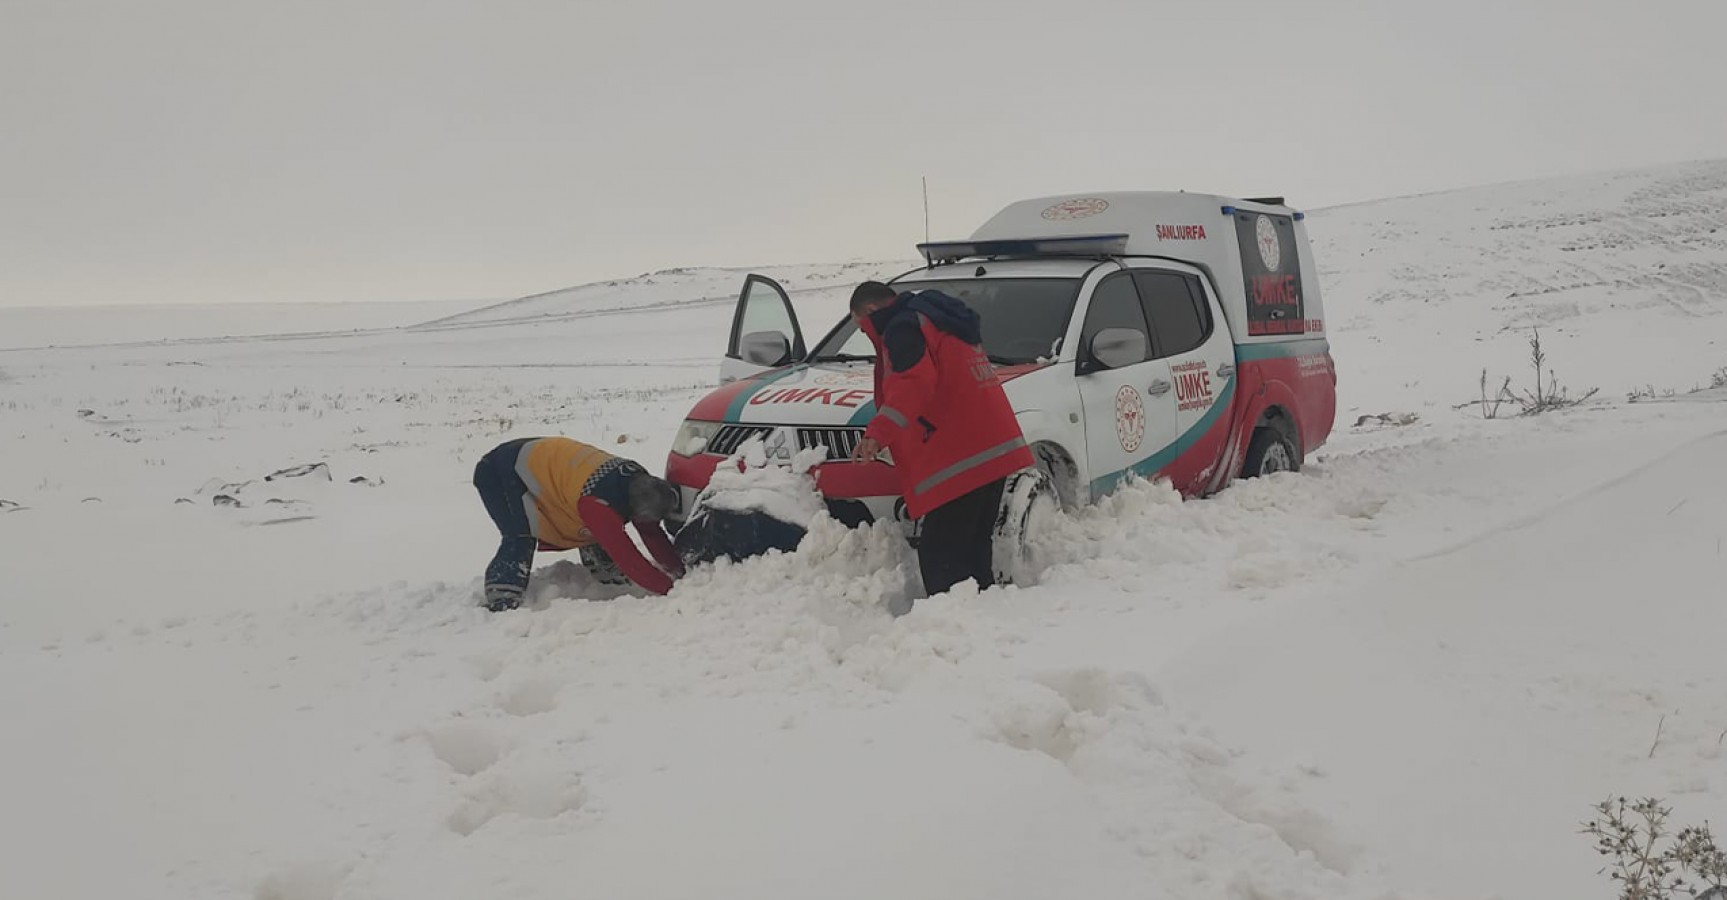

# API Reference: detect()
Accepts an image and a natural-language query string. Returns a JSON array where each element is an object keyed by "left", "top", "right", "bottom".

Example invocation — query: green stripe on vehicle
[
  {"left": 1234, "top": 338, "right": 1330, "bottom": 362},
  {"left": 723, "top": 365, "right": 808, "bottom": 422},
  {"left": 1089, "top": 376, "right": 1238, "bottom": 498},
  {"left": 846, "top": 400, "right": 876, "bottom": 426}
]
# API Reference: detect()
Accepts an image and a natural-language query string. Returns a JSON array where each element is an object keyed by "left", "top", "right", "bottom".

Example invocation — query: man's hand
[{"left": 853, "top": 436, "right": 884, "bottom": 463}]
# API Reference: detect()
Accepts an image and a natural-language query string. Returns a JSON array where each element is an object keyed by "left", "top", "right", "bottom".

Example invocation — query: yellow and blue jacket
[{"left": 512, "top": 437, "right": 639, "bottom": 549}]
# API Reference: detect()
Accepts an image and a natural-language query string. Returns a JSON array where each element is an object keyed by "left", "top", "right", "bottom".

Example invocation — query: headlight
[{"left": 673, "top": 419, "right": 724, "bottom": 456}]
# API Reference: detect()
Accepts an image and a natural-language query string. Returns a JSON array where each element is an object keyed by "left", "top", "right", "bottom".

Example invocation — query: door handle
[
  {"left": 1147, "top": 379, "right": 1171, "bottom": 396},
  {"left": 1216, "top": 363, "right": 1236, "bottom": 378}
]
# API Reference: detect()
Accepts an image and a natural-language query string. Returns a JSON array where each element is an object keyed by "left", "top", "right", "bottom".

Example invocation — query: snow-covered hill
[
  {"left": 0, "top": 299, "right": 483, "bottom": 350},
  {"left": 417, "top": 260, "right": 920, "bottom": 329},
  {"left": 1311, "top": 157, "right": 1727, "bottom": 414},
  {"left": 1, "top": 160, "right": 1724, "bottom": 900}
]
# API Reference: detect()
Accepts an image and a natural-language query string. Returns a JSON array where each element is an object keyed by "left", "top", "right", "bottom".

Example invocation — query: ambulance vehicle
[{"left": 665, "top": 191, "right": 1337, "bottom": 556}]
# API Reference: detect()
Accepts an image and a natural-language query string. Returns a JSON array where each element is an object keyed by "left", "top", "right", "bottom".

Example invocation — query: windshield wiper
[{"left": 815, "top": 351, "right": 1029, "bottom": 365}]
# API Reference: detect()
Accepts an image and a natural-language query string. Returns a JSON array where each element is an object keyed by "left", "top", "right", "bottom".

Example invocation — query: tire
[
  {"left": 1241, "top": 421, "right": 1300, "bottom": 478},
  {"left": 990, "top": 467, "right": 1060, "bottom": 587}
]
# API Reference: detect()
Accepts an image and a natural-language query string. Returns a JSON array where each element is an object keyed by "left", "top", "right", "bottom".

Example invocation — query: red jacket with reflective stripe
[{"left": 860, "top": 296, "right": 1034, "bottom": 519}]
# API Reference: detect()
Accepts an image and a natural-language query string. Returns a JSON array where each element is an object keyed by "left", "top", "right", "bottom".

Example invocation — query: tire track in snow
[{"left": 1408, "top": 427, "right": 1727, "bottom": 563}]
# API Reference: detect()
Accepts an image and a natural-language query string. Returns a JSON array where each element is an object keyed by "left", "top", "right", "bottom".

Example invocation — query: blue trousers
[{"left": 473, "top": 439, "right": 538, "bottom": 610}]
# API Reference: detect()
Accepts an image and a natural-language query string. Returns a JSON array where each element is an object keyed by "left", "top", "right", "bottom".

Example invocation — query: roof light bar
[
  {"left": 1224, "top": 204, "right": 1305, "bottom": 221},
  {"left": 916, "top": 233, "right": 1130, "bottom": 265}
]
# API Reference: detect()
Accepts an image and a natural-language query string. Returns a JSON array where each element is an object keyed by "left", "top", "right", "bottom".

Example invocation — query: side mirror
[
  {"left": 1086, "top": 328, "right": 1148, "bottom": 372},
  {"left": 739, "top": 331, "right": 793, "bottom": 367}
]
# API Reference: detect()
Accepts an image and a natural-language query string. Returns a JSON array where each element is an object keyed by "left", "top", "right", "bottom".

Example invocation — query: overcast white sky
[{"left": 2, "top": 0, "right": 1724, "bottom": 307}]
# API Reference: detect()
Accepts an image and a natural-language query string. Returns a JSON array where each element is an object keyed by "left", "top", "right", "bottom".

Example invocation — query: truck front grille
[
  {"left": 705, "top": 425, "right": 866, "bottom": 461},
  {"left": 796, "top": 427, "right": 864, "bottom": 461},
  {"left": 708, "top": 425, "right": 774, "bottom": 457}
]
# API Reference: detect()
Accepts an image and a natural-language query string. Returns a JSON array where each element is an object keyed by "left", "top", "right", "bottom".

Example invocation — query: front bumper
[{"left": 664, "top": 451, "right": 908, "bottom": 529}]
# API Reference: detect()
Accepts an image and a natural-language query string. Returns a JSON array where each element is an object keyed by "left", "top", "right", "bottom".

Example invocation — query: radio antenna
[{"left": 922, "top": 176, "right": 930, "bottom": 243}]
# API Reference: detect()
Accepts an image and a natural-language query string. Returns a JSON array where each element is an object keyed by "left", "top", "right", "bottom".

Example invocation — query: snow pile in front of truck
[
  {"left": 673, "top": 440, "right": 841, "bottom": 569},
  {"left": 695, "top": 440, "right": 829, "bottom": 526}
]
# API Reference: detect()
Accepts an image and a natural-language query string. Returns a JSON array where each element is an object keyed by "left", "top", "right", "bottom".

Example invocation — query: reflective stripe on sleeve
[{"left": 913, "top": 437, "right": 1028, "bottom": 496}]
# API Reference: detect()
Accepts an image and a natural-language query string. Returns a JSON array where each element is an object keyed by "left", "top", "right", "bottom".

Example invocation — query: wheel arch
[
  {"left": 1257, "top": 403, "right": 1296, "bottom": 442},
  {"left": 1248, "top": 377, "right": 1306, "bottom": 459},
  {"left": 1028, "top": 439, "right": 1083, "bottom": 511}
]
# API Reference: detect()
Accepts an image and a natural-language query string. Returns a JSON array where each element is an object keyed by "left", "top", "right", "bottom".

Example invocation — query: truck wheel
[
  {"left": 991, "top": 467, "right": 1059, "bottom": 587},
  {"left": 1241, "top": 423, "right": 1299, "bottom": 478}
]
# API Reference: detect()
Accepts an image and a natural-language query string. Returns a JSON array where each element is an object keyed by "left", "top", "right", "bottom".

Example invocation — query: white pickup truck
[{"left": 665, "top": 191, "right": 1337, "bottom": 571}]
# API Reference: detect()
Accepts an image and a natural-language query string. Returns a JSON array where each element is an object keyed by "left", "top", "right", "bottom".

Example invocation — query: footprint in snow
[
  {"left": 447, "top": 766, "right": 588, "bottom": 836},
  {"left": 255, "top": 858, "right": 353, "bottom": 900},
  {"left": 496, "top": 675, "right": 561, "bottom": 717},
  {"left": 420, "top": 721, "right": 509, "bottom": 776}
]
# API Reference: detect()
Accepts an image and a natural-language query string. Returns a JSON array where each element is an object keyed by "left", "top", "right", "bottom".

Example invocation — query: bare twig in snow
[
  {"left": 1531, "top": 327, "right": 1548, "bottom": 407},
  {"left": 1456, "top": 369, "right": 1516, "bottom": 417},
  {"left": 1651, "top": 715, "right": 1667, "bottom": 759}
]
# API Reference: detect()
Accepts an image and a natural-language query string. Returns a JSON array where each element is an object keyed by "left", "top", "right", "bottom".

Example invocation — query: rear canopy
[{"left": 952, "top": 191, "right": 1326, "bottom": 344}]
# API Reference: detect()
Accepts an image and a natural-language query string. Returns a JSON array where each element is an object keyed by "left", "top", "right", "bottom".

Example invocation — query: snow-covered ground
[{"left": 2, "top": 159, "right": 1725, "bottom": 900}]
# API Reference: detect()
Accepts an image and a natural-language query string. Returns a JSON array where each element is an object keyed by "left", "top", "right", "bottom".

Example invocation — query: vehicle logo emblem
[
  {"left": 764, "top": 427, "right": 794, "bottom": 460},
  {"left": 1115, "top": 385, "right": 1145, "bottom": 454},
  {"left": 1042, "top": 197, "right": 1109, "bottom": 221},
  {"left": 1255, "top": 215, "right": 1282, "bottom": 272}
]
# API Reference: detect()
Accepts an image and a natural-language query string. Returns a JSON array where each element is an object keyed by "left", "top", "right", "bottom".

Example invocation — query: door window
[
  {"left": 727, "top": 275, "right": 805, "bottom": 365},
  {"left": 1079, "top": 273, "right": 1150, "bottom": 370},
  {"left": 1133, "top": 271, "right": 1212, "bottom": 360}
]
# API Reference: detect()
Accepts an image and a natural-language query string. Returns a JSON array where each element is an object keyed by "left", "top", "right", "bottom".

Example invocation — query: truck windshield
[{"left": 808, "top": 277, "right": 1082, "bottom": 365}]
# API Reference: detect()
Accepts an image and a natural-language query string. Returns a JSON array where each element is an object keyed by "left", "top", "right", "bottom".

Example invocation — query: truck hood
[{"left": 689, "top": 360, "right": 1048, "bottom": 427}]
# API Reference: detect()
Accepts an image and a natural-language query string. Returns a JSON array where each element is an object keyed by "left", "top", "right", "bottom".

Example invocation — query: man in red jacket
[{"left": 848, "top": 281, "right": 1035, "bottom": 603}]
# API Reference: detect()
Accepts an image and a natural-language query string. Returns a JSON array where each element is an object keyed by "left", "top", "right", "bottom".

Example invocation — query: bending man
[{"left": 472, "top": 436, "right": 684, "bottom": 611}]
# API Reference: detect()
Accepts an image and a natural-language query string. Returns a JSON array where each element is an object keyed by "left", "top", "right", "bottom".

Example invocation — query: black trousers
[{"left": 916, "top": 476, "right": 1006, "bottom": 597}]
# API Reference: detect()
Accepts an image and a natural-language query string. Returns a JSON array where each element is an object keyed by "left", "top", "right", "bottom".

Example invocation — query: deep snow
[{"left": 2, "top": 159, "right": 1726, "bottom": 900}]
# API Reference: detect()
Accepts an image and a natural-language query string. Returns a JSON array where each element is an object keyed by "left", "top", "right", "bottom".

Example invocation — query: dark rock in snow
[
  {"left": 198, "top": 478, "right": 253, "bottom": 497},
  {"left": 265, "top": 463, "right": 332, "bottom": 482},
  {"left": 348, "top": 476, "right": 384, "bottom": 487},
  {"left": 212, "top": 494, "right": 242, "bottom": 508}
]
